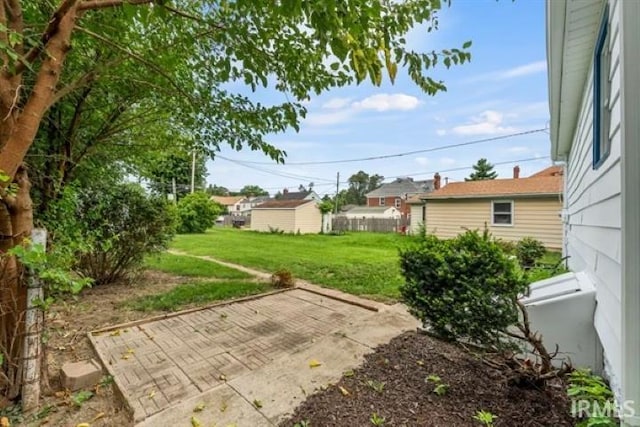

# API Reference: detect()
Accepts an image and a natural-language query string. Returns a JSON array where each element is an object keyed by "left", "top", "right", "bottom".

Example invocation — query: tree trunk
[{"left": 0, "top": 166, "right": 33, "bottom": 398}]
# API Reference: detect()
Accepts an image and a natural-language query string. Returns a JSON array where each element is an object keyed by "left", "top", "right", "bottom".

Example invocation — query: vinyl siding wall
[
  {"left": 251, "top": 203, "right": 322, "bottom": 234},
  {"left": 425, "top": 197, "right": 563, "bottom": 249},
  {"left": 251, "top": 209, "right": 296, "bottom": 233},
  {"left": 564, "top": 0, "right": 622, "bottom": 393},
  {"left": 409, "top": 204, "right": 425, "bottom": 234}
]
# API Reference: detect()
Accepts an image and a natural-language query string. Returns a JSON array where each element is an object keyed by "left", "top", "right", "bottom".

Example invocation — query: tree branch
[
  {"left": 77, "top": 0, "right": 153, "bottom": 12},
  {"left": 75, "top": 26, "right": 195, "bottom": 105},
  {"left": 5, "top": 0, "right": 79, "bottom": 78}
]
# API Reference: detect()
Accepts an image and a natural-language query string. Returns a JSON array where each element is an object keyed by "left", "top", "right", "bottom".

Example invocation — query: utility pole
[
  {"left": 334, "top": 172, "right": 340, "bottom": 214},
  {"left": 191, "top": 150, "right": 196, "bottom": 194}
]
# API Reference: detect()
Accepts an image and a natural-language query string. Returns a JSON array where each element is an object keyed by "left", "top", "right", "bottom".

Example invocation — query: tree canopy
[{"left": 465, "top": 158, "right": 498, "bottom": 181}]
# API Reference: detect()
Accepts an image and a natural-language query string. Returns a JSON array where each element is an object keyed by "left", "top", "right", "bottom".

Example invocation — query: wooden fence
[
  {"left": 331, "top": 217, "right": 409, "bottom": 233},
  {"left": 217, "top": 215, "right": 251, "bottom": 228}
]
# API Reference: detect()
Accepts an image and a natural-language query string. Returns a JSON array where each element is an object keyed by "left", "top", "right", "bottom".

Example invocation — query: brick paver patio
[{"left": 90, "top": 288, "right": 395, "bottom": 424}]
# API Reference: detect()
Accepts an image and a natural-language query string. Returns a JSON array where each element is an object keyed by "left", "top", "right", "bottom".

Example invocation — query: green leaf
[{"left": 463, "top": 40, "right": 472, "bottom": 49}]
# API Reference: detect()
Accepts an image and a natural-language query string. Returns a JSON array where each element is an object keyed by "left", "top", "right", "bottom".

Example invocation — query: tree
[
  {"left": 143, "top": 150, "right": 207, "bottom": 199},
  {"left": 206, "top": 184, "right": 230, "bottom": 196},
  {"left": 465, "top": 158, "right": 498, "bottom": 181},
  {"left": 346, "top": 171, "right": 385, "bottom": 205},
  {"left": 239, "top": 185, "right": 268, "bottom": 197},
  {"left": 0, "top": 0, "right": 471, "bottom": 399}
]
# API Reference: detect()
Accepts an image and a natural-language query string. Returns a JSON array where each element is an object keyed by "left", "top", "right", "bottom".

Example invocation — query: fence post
[{"left": 22, "top": 228, "right": 46, "bottom": 415}]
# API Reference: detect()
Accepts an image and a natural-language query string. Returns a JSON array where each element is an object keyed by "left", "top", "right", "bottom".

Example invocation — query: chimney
[
  {"left": 283, "top": 188, "right": 289, "bottom": 194},
  {"left": 444, "top": 177, "right": 449, "bottom": 186},
  {"left": 513, "top": 165, "right": 520, "bottom": 179},
  {"left": 434, "top": 173, "right": 441, "bottom": 190}
]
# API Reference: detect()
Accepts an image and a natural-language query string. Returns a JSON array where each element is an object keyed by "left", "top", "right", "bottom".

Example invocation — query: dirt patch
[
  {"left": 281, "top": 331, "right": 574, "bottom": 427},
  {"left": 30, "top": 270, "right": 192, "bottom": 427}
]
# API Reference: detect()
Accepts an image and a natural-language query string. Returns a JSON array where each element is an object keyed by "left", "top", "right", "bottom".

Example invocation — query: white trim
[
  {"left": 620, "top": 0, "right": 640, "bottom": 424},
  {"left": 379, "top": 197, "right": 385, "bottom": 206},
  {"left": 491, "top": 200, "right": 514, "bottom": 227},
  {"left": 394, "top": 198, "right": 401, "bottom": 208}
]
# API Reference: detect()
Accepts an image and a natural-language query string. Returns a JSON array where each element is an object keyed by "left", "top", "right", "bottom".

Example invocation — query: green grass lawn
[
  {"left": 135, "top": 252, "right": 265, "bottom": 312},
  {"left": 171, "top": 229, "right": 411, "bottom": 300},
  {"left": 127, "top": 281, "right": 269, "bottom": 312},
  {"left": 145, "top": 252, "right": 252, "bottom": 279}
]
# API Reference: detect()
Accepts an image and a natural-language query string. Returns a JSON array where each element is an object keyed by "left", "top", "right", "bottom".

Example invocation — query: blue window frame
[{"left": 593, "top": 5, "right": 611, "bottom": 169}]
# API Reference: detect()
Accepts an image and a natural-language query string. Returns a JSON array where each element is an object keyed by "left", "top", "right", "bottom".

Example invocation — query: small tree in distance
[{"left": 466, "top": 158, "right": 498, "bottom": 181}]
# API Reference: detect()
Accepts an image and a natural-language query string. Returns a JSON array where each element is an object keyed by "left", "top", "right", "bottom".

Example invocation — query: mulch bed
[{"left": 281, "top": 331, "right": 574, "bottom": 427}]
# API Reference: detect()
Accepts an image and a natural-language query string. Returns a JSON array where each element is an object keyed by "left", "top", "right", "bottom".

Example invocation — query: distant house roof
[
  {"left": 423, "top": 167, "right": 563, "bottom": 200},
  {"left": 253, "top": 199, "right": 315, "bottom": 209},
  {"left": 346, "top": 206, "right": 397, "bottom": 215},
  {"left": 365, "top": 178, "right": 434, "bottom": 198},
  {"left": 210, "top": 196, "right": 244, "bottom": 206}
]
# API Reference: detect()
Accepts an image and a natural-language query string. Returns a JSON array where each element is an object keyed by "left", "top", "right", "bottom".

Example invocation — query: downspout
[{"left": 620, "top": 0, "right": 640, "bottom": 424}]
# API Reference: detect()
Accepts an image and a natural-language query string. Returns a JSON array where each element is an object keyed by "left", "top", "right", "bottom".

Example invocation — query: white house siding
[
  {"left": 564, "top": 0, "right": 622, "bottom": 394},
  {"left": 251, "top": 210, "right": 296, "bottom": 232}
]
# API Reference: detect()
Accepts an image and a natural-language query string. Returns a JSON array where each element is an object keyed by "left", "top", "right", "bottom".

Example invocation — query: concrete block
[{"left": 60, "top": 359, "right": 103, "bottom": 391}]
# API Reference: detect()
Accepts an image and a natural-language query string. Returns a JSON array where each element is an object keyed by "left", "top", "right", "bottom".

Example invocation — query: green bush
[
  {"left": 516, "top": 237, "right": 546, "bottom": 269},
  {"left": 67, "top": 182, "right": 177, "bottom": 285},
  {"left": 399, "top": 229, "right": 528, "bottom": 348},
  {"left": 176, "top": 191, "right": 222, "bottom": 233}
]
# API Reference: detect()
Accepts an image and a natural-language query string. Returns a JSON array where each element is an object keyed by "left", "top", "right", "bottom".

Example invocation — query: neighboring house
[
  {"left": 343, "top": 206, "right": 401, "bottom": 219},
  {"left": 365, "top": 177, "right": 434, "bottom": 218},
  {"left": 209, "top": 196, "right": 245, "bottom": 216},
  {"left": 237, "top": 195, "right": 271, "bottom": 215},
  {"left": 408, "top": 167, "right": 563, "bottom": 249},
  {"left": 546, "top": 0, "right": 640, "bottom": 419},
  {"left": 251, "top": 200, "right": 322, "bottom": 234},
  {"left": 279, "top": 188, "right": 321, "bottom": 201}
]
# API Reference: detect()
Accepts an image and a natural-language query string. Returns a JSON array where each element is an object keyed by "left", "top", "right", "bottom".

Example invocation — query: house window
[
  {"left": 492, "top": 201, "right": 513, "bottom": 226},
  {"left": 394, "top": 198, "right": 401, "bottom": 208},
  {"left": 379, "top": 197, "right": 385, "bottom": 206},
  {"left": 593, "top": 5, "right": 611, "bottom": 169}
]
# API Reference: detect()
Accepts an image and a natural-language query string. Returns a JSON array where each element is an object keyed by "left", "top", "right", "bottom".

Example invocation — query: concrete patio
[{"left": 89, "top": 286, "right": 419, "bottom": 426}]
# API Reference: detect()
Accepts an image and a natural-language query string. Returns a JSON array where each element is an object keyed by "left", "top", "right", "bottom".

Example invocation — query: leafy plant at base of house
[
  {"left": 399, "top": 229, "right": 571, "bottom": 387},
  {"left": 568, "top": 369, "right": 618, "bottom": 427},
  {"left": 516, "top": 237, "right": 547, "bottom": 269},
  {"left": 177, "top": 192, "right": 222, "bottom": 234}
]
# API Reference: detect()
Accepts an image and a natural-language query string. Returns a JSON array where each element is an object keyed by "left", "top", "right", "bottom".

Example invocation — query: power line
[
  {"left": 216, "top": 155, "right": 335, "bottom": 183},
  {"left": 220, "top": 128, "right": 548, "bottom": 166}
]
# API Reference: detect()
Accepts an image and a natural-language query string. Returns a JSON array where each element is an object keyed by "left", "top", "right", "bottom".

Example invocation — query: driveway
[{"left": 90, "top": 286, "right": 418, "bottom": 426}]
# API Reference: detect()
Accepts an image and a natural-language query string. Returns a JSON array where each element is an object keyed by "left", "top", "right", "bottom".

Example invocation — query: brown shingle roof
[
  {"left": 530, "top": 165, "right": 564, "bottom": 177},
  {"left": 253, "top": 199, "right": 315, "bottom": 209},
  {"left": 424, "top": 172, "right": 562, "bottom": 200}
]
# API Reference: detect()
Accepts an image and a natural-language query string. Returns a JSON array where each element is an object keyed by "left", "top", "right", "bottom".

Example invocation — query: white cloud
[
  {"left": 436, "top": 129, "right": 447, "bottom": 136},
  {"left": 507, "top": 146, "right": 530, "bottom": 154},
  {"left": 439, "top": 157, "right": 456, "bottom": 166},
  {"left": 500, "top": 61, "right": 547, "bottom": 78},
  {"left": 415, "top": 157, "right": 429, "bottom": 166},
  {"left": 451, "top": 110, "right": 517, "bottom": 136},
  {"left": 352, "top": 93, "right": 420, "bottom": 112},
  {"left": 464, "top": 60, "right": 547, "bottom": 84},
  {"left": 322, "top": 97, "right": 352, "bottom": 110},
  {"left": 305, "top": 110, "right": 353, "bottom": 127}
]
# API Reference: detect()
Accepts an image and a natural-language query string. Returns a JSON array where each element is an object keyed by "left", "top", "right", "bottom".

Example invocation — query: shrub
[
  {"left": 176, "top": 191, "right": 222, "bottom": 233},
  {"left": 516, "top": 237, "right": 546, "bottom": 269},
  {"left": 399, "top": 229, "right": 570, "bottom": 386},
  {"left": 495, "top": 238, "right": 516, "bottom": 255},
  {"left": 271, "top": 269, "right": 295, "bottom": 288},
  {"left": 72, "top": 182, "right": 177, "bottom": 285},
  {"left": 399, "top": 229, "right": 528, "bottom": 347}
]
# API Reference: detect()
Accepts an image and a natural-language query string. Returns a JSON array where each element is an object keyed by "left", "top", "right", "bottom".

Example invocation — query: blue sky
[{"left": 207, "top": 0, "right": 551, "bottom": 196}]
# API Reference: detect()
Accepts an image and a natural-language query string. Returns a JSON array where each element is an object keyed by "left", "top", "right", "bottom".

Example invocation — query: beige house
[
  {"left": 209, "top": 196, "right": 245, "bottom": 216},
  {"left": 251, "top": 199, "right": 322, "bottom": 234},
  {"left": 409, "top": 166, "right": 564, "bottom": 250}
]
